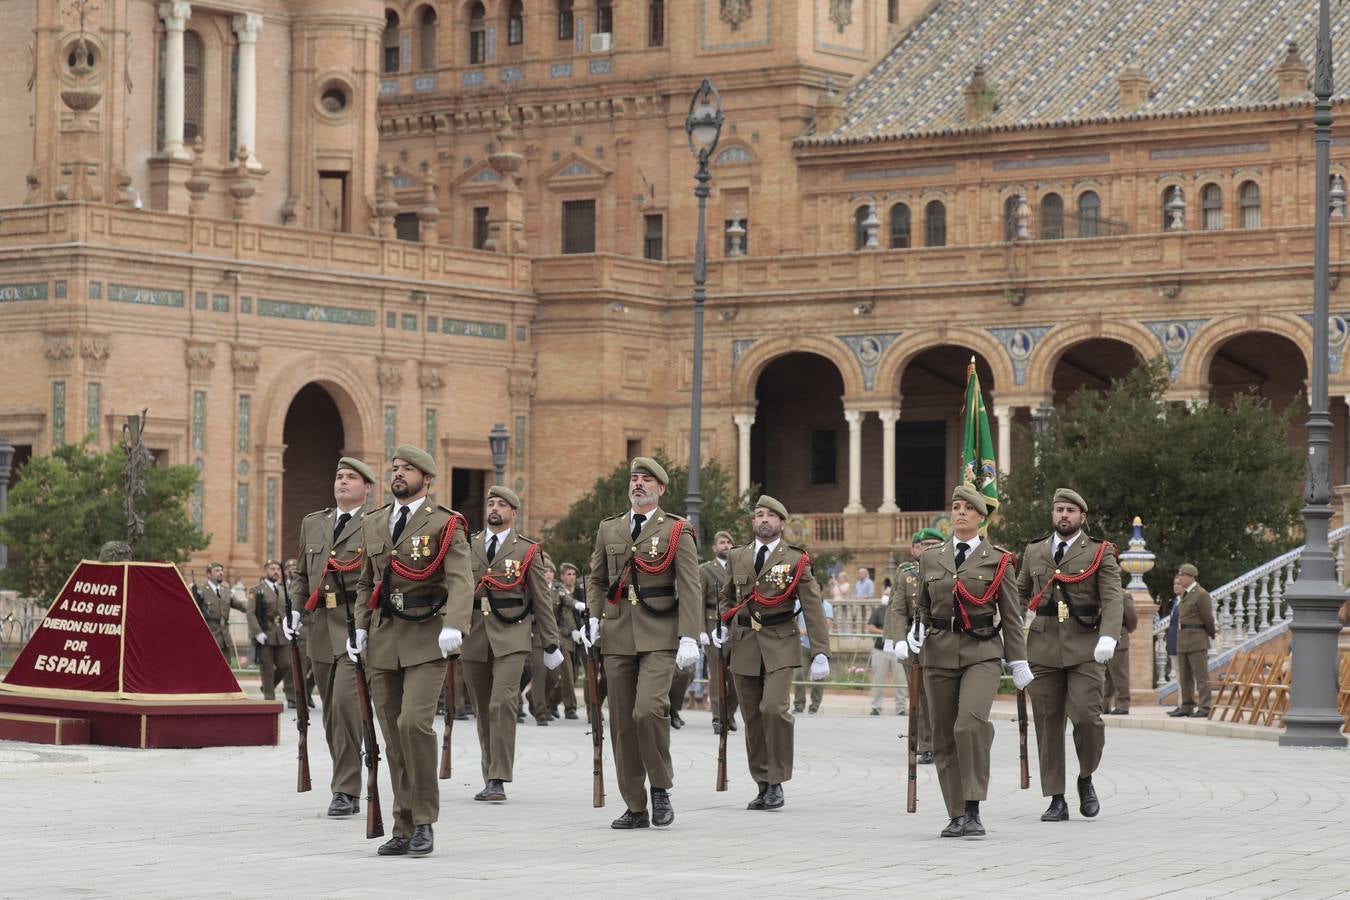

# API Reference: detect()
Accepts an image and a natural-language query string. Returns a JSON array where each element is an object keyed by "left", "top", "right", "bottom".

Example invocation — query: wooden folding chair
[
  {"left": 1230, "top": 651, "right": 1273, "bottom": 724},
  {"left": 1213, "top": 651, "right": 1258, "bottom": 722},
  {"left": 1250, "top": 654, "right": 1291, "bottom": 727}
]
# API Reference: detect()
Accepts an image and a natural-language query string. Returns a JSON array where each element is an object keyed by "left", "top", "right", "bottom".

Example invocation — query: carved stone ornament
[
  {"left": 377, "top": 363, "right": 404, "bottom": 388},
  {"left": 185, "top": 342, "right": 215, "bottom": 371},
  {"left": 80, "top": 336, "right": 110, "bottom": 369},
  {"left": 44, "top": 335, "right": 75, "bottom": 361},
  {"left": 829, "top": 0, "right": 853, "bottom": 32},
  {"left": 508, "top": 368, "right": 538, "bottom": 401},
  {"left": 720, "top": 0, "right": 752, "bottom": 31},
  {"left": 230, "top": 347, "right": 260, "bottom": 373},
  {"left": 418, "top": 366, "right": 445, "bottom": 391}
]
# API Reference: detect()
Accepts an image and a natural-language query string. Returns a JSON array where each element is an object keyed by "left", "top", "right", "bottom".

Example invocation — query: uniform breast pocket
[
  {"left": 605, "top": 543, "right": 629, "bottom": 568},
  {"left": 1029, "top": 617, "right": 1046, "bottom": 633}
]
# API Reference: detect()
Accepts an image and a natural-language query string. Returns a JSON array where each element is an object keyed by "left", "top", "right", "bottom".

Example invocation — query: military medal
[
  {"left": 504, "top": 558, "right": 520, "bottom": 579},
  {"left": 648, "top": 536, "right": 660, "bottom": 558},
  {"left": 391, "top": 590, "right": 405, "bottom": 611}
]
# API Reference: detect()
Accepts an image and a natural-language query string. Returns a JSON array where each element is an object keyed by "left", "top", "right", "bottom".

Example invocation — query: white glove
[
  {"left": 1093, "top": 635, "right": 1118, "bottom": 664},
  {"left": 543, "top": 648, "right": 564, "bottom": 670},
  {"left": 906, "top": 620, "right": 925, "bottom": 655},
  {"left": 570, "top": 628, "right": 584, "bottom": 644},
  {"left": 281, "top": 610, "right": 301, "bottom": 641},
  {"left": 346, "top": 628, "right": 367, "bottom": 662},
  {"left": 255, "top": 632, "right": 267, "bottom": 646},
  {"left": 892, "top": 639, "right": 909, "bottom": 662},
  {"left": 438, "top": 627, "right": 463, "bottom": 658},
  {"left": 587, "top": 616, "right": 600, "bottom": 646},
  {"left": 675, "top": 636, "right": 700, "bottom": 670},
  {"left": 809, "top": 653, "right": 830, "bottom": 681},
  {"left": 1010, "top": 660, "right": 1035, "bottom": 690},
  {"left": 882, "top": 639, "right": 894, "bottom": 654},
  {"left": 710, "top": 625, "right": 728, "bottom": 648},
  {"left": 699, "top": 632, "right": 711, "bottom": 646},
  {"left": 573, "top": 600, "right": 587, "bottom": 613}
]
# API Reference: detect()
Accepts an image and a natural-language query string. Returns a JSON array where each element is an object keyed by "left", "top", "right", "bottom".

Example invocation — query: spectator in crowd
[
  {"left": 866, "top": 581, "right": 904, "bottom": 716},
  {"left": 829, "top": 572, "right": 851, "bottom": 603},
  {"left": 1162, "top": 564, "right": 1216, "bottom": 718},
  {"left": 854, "top": 567, "right": 876, "bottom": 599}
]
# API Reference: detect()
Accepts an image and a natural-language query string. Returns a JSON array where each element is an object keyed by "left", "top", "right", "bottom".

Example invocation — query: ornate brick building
[{"left": 1, "top": 0, "right": 1346, "bottom": 578}]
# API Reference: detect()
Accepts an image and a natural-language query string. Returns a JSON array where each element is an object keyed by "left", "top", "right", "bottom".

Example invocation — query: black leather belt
[
  {"left": 926, "top": 613, "right": 996, "bottom": 633},
  {"left": 737, "top": 607, "right": 798, "bottom": 628},
  {"left": 633, "top": 584, "right": 677, "bottom": 616},
  {"left": 1036, "top": 602, "right": 1100, "bottom": 618}
]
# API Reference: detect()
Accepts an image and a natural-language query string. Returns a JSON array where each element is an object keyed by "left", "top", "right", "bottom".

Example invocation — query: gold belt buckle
[
  {"left": 1057, "top": 599, "right": 1068, "bottom": 623},
  {"left": 324, "top": 591, "right": 337, "bottom": 609},
  {"left": 751, "top": 616, "right": 762, "bottom": 632},
  {"left": 391, "top": 591, "right": 405, "bottom": 611},
  {"left": 480, "top": 595, "right": 490, "bottom": 617},
  {"left": 628, "top": 585, "right": 638, "bottom": 606}
]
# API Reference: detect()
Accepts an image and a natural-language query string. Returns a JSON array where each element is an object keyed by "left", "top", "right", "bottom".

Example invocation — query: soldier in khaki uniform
[
  {"left": 908, "top": 485, "right": 1031, "bottom": 838},
  {"left": 716, "top": 496, "right": 829, "bottom": 811},
  {"left": 352, "top": 445, "right": 473, "bottom": 857},
  {"left": 1015, "top": 488, "right": 1124, "bottom": 822},
  {"left": 249, "top": 560, "right": 294, "bottom": 705},
  {"left": 285, "top": 558, "right": 316, "bottom": 709},
  {"left": 462, "top": 485, "right": 562, "bottom": 802},
  {"left": 702, "top": 531, "right": 738, "bottom": 733},
  {"left": 286, "top": 456, "right": 374, "bottom": 818},
  {"left": 1104, "top": 591, "right": 1138, "bottom": 715},
  {"left": 1165, "top": 564, "right": 1216, "bottom": 718},
  {"left": 194, "top": 562, "right": 246, "bottom": 665},
  {"left": 886, "top": 528, "right": 944, "bottom": 762},
  {"left": 553, "top": 562, "right": 584, "bottom": 719},
  {"left": 585, "top": 457, "right": 702, "bottom": 829}
]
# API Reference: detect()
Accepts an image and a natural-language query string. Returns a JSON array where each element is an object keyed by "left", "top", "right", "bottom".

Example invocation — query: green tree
[
  {"left": 991, "top": 358, "right": 1303, "bottom": 596},
  {"left": 0, "top": 441, "right": 210, "bottom": 604},
  {"left": 539, "top": 452, "right": 755, "bottom": 573}
]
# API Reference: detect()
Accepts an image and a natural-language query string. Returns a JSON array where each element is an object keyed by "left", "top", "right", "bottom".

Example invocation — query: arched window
[
  {"left": 924, "top": 200, "right": 946, "bottom": 247},
  {"left": 508, "top": 0, "right": 525, "bottom": 45},
  {"left": 382, "top": 10, "right": 401, "bottom": 73},
  {"left": 418, "top": 7, "right": 437, "bottom": 68},
  {"left": 558, "top": 0, "right": 574, "bottom": 40},
  {"left": 597, "top": 0, "right": 614, "bottom": 34},
  {"left": 1077, "top": 191, "right": 1100, "bottom": 237},
  {"left": 1201, "top": 183, "right": 1223, "bottom": 230},
  {"left": 183, "top": 30, "right": 203, "bottom": 142},
  {"left": 648, "top": 0, "right": 665, "bottom": 46},
  {"left": 854, "top": 206, "right": 870, "bottom": 250},
  {"left": 1239, "top": 181, "right": 1261, "bottom": 229},
  {"left": 889, "top": 203, "right": 911, "bottom": 249},
  {"left": 1039, "top": 193, "right": 1063, "bottom": 240},
  {"left": 1002, "top": 195, "right": 1019, "bottom": 241},
  {"left": 469, "top": 2, "right": 486, "bottom": 64}
]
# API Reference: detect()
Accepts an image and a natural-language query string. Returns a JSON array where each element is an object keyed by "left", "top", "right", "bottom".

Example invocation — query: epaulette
[
  {"left": 991, "top": 544, "right": 1014, "bottom": 556},
  {"left": 471, "top": 529, "right": 483, "bottom": 540},
  {"left": 1033, "top": 533, "right": 1053, "bottom": 545},
  {"left": 897, "top": 560, "right": 920, "bottom": 573},
  {"left": 601, "top": 511, "right": 627, "bottom": 523},
  {"left": 664, "top": 511, "right": 687, "bottom": 521},
  {"left": 788, "top": 543, "right": 809, "bottom": 555},
  {"left": 517, "top": 533, "right": 538, "bottom": 545},
  {"left": 370, "top": 501, "right": 393, "bottom": 513}
]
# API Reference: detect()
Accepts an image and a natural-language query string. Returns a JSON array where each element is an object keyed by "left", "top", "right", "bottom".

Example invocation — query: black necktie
[
  {"left": 955, "top": 542, "right": 970, "bottom": 569},
  {"left": 333, "top": 512, "right": 351, "bottom": 543},
  {"left": 391, "top": 506, "right": 410, "bottom": 544},
  {"left": 631, "top": 514, "right": 646, "bottom": 541},
  {"left": 754, "top": 544, "right": 768, "bottom": 574},
  {"left": 487, "top": 534, "right": 499, "bottom": 562},
  {"left": 1055, "top": 541, "right": 1067, "bottom": 564},
  {"left": 212, "top": 584, "right": 220, "bottom": 598}
]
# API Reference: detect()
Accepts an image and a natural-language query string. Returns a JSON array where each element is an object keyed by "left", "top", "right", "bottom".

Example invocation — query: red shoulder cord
[
  {"left": 477, "top": 543, "right": 540, "bottom": 593},
  {"left": 721, "top": 553, "right": 812, "bottom": 624},
  {"left": 303, "top": 549, "right": 365, "bottom": 612},
  {"left": 368, "top": 514, "right": 467, "bottom": 609},
  {"left": 1026, "top": 541, "right": 1115, "bottom": 613},
  {"left": 607, "top": 520, "right": 687, "bottom": 605},
  {"left": 951, "top": 551, "right": 1016, "bottom": 630}
]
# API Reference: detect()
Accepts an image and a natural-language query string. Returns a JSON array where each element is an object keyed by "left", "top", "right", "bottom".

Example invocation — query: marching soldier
[
  {"left": 525, "top": 555, "right": 562, "bottom": 726},
  {"left": 462, "top": 486, "right": 562, "bottom": 802},
  {"left": 1104, "top": 587, "right": 1139, "bottom": 715},
  {"left": 195, "top": 561, "right": 246, "bottom": 666},
  {"left": 702, "top": 531, "right": 738, "bottom": 734},
  {"left": 286, "top": 456, "right": 375, "bottom": 817},
  {"left": 907, "top": 486, "right": 1031, "bottom": 838},
  {"left": 553, "top": 562, "right": 584, "bottom": 719},
  {"left": 1164, "top": 563, "right": 1216, "bottom": 718},
  {"left": 1016, "top": 488, "right": 1124, "bottom": 822},
  {"left": 887, "top": 529, "right": 943, "bottom": 763},
  {"left": 250, "top": 560, "right": 294, "bottom": 706},
  {"left": 584, "top": 457, "right": 702, "bottom": 829},
  {"left": 285, "top": 558, "right": 316, "bottom": 709},
  {"left": 352, "top": 445, "right": 473, "bottom": 857},
  {"left": 716, "top": 496, "right": 829, "bottom": 811}
]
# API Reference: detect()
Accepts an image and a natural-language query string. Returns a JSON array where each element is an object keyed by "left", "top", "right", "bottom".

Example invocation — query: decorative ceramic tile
[
  {"left": 192, "top": 390, "right": 206, "bottom": 451},
  {"left": 257, "top": 299, "right": 375, "bottom": 326},
  {"left": 441, "top": 319, "right": 507, "bottom": 339},
  {"left": 732, "top": 338, "right": 757, "bottom": 368},
  {"left": 212, "top": 294, "right": 230, "bottom": 312},
  {"left": 0, "top": 283, "right": 47, "bottom": 302},
  {"left": 425, "top": 408, "right": 437, "bottom": 454},
  {"left": 987, "top": 325, "right": 1054, "bottom": 386},
  {"left": 401, "top": 313, "right": 417, "bottom": 331},
  {"left": 237, "top": 394, "right": 251, "bottom": 453},
  {"left": 86, "top": 382, "right": 100, "bottom": 437},
  {"left": 54, "top": 280, "right": 67, "bottom": 299},
  {"left": 88, "top": 281, "right": 101, "bottom": 300},
  {"left": 265, "top": 477, "right": 277, "bottom": 561},
  {"left": 236, "top": 483, "right": 249, "bottom": 543},
  {"left": 550, "top": 63, "right": 572, "bottom": 79},
  {"left": 384, "top": 405, "right": 396, "bottom": 463},
  {"left": 109, "top": 284, "right": 185, "bottom": 307},
  {"left": 1143, "top": 319, "right": 1208, "bottom": 381},
  {"left": 836, "top": 332, "right": 901, "bottom": 391},
  {"left": 413, "top": 75, "right": 437, "bottom": 92},
  {"left": 52, "top": 381, "right": 65, "bottom": 445}
]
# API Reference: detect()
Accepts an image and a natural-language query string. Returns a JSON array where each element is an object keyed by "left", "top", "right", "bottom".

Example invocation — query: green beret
[
  {"left": 951, "top": 484, "right": 989, "bottom": 517},
  {"left": 630, "top": 456, "right": 668, "bottom": 486},
  {"left": 393, "top": 444, "right": 437, "bottom": 478},
  {"left": 264, "top": 559, "right": 281, "bottom": 568},
  {"left": 913, "top": 527, "right": 945, "bottom": 544},
  {"left": 713, "top": 530, "right": 734, "bottom": 543},
  {"left": 1178, "top": 563, "right": 1199, "bottom": 578},
  {"left": 560, "top": 562, "right": 580, "bottom": 575},
  {"left": 486, "top": 484, "right": 521, "bottom": 509},
  {"left": 754, "top": 494, "right": 788, "bottom": 520},
  {"left": 1052, "top": 487, "right": 1088, "bottom": 513},
  {"left": 207, "top": 561, "right": 224, "bottom": 570},
  {"left": 337, "top": 456, "right": 377, "bottom": 485}
]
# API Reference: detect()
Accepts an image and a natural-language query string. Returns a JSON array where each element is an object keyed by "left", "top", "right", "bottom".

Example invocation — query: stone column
[
  {"left": 733, "top": 412, "right": 755, "bottom": 495},
  {"left": 231, "top": 13, "right": 263, "bottom": 168},
  {"left": 159, "top": 1, "right": 192, "bottom": 160},
  {"left": 1129, "top": 590, "right": 1158, "bottom": 707},
  {"left": 877, "top": 408, "right": 900, "bottom": 513},
  {"left": 844, "top": 409, "right": 865, "bottom": 514},
  {"left": 993, "top": 403, "right": 1013, "bottom": 477}
]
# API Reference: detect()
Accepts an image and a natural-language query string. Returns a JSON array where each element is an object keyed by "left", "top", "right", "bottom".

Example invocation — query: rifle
[
  {"left": 343, "top": 579, "right": 384, "bottom": 839},
  {"left": 438, "top": 657, "right": 456, "bottom": 779},
  {"left": 906, "top": 661, "right": 922, "bottom": 813},
  {"left": 282, "top": 586, "right": 311, "bottom": 793},
  {"left": 715, "top": 639, "right": 729, "bottom": 792},
  {"left": 1016, "top": 688, "right": 1030, "bottom": 790},
  {"left": 189, "top": 570, "right": 208, "bottom": 618},
  {"left": 575, "top": 605, "right": 605, "bottom": 808}
]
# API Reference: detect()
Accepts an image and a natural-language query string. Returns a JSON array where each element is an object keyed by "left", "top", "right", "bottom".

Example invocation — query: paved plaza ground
[{"left": 2, "top": 695, "right": 1347, "bottom": 899}]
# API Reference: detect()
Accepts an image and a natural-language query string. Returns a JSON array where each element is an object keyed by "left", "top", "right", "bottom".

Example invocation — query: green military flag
[{"left": 960, "top": 356, "right": 999, "bottom": 513}]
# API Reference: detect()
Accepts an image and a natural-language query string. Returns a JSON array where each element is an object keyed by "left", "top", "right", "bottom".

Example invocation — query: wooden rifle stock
[
  {"left": 343, "top": 587, "right": 384, "bottom": 840},
  {"left": 906, "top": 662, "right": 921, "bottom": 813},
  {"left": 439, "top": 658, "right": 456, "bottom": 779},
  {"left": 1017, "top": 688, "right": 1030, "bottom": 790},
  {"left": 715, "top": 641, "right": 729, "bottom": 792},
  {"left": 282, "top": 591, "right": 311, "bottom": 793}
]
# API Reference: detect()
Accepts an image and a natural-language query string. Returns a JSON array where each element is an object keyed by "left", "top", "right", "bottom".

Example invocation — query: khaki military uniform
[
  {"left": 918, "top": 539, "right": 1027, "bottom": 819},
  {"left": 355, "top": 500, "right": 473, "bottom": 839},
  {"left": 249, "top": 578, "right": 293, "bottom": 703},
  {"left": 462, "top": 529, "right": 558, "bottom": 782},
  {"left": 549, "top": 583, "right": 580, "bottom": 714},
  {"left": 586, "top": 508, "right": 701, "bottom": 814},
  {"left": 1104, "top": 596, "right": 1138, "bottom": 711},
  {"left": 718, "top": 541, "right": 828, "bottom": 787},
  {"left": 885, "top": 561, "right": 930, "bottom": 751},
  {"left": 288, "top": 574, "right": 316, "bottom": 705},
  {"left": 1173, "top": 585, "right": 1216, "bottom": 714},
  {"left": 288, "top": 506, "right": 367, "bottom": 799},
  {"left": 1016, "top": 534, "right": 1124, "bottom": 796},
  {"left": 526, "top": 615, "right": 558, "bottom": 722},
  {"left": 702, "top": 559, "right": 738, "bottom": 723},
  {"left": 194, "top": 579, "right": 246, "bottom": 663}
]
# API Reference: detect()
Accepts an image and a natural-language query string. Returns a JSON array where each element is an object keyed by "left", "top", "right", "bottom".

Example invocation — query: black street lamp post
[{"left": 488, "top": 423, "right": 509, "bottom": 488}]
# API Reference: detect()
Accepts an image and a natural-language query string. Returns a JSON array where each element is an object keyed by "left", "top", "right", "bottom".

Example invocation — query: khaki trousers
[
  {"left": 870, "top": 648, "right": 907, "bottom": 712},
  {"left": 370, "top": 658, "right": 448, "bottom": 837},
  {"left": 793, "top": 645, "right": 824, "bottom": 710},
  {"left": 548, "top": 649, "right": 578, "bottom": 712},
  {"left": 1027, "top": 661, "right": 1106, "bottom": 796},
  {"left": 669, "top": 661, "right": 695, "bottom": 712},
  {"left": 924, "top": 660, "right": 1002, "bottom": 818},
  {"left": 1176, "top": 649, "right": 1212, "bottom": 713},
  {"left": 709, "top": 645, "right": 739, "bottom": 721},
  {"left": 209, "top": 625, "right": 235, "bottom": 664},
  {"left": 312, "top": 656, "right": 362, "bottom": 796},
  {"left": 462, "top": 651, "right": 527, "bottom": 782},
  {"left": 258, "top": 643, "right": 293, "bottom": 702},
  {"left": 1103, "top": 647, "right": 1131, "bottom": 710},
  {"left": 604, "top": 651, "right": 676, "bottom": 813},
  {"left": 734, "top": 667, "right": 795, "bottom": 786},
  {"left": 527, "top": 645, "right": 560, "bottom": 718}
]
